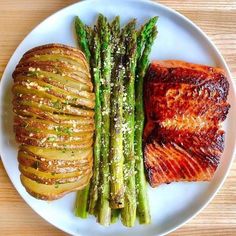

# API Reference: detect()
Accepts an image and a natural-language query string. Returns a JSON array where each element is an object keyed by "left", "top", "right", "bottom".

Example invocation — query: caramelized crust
[{"left": 144, "top": 60, "right": 230, "bottom": 187}]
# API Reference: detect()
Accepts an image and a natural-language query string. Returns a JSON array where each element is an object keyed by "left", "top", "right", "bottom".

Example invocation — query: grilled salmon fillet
[{"left": 144, "top": 60, "right": 230, "bottom": 187}]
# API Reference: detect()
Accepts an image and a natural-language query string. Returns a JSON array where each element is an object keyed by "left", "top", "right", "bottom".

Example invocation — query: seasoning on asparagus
[
  {"left": 110, "top": 16, "right": 120, "bottom": 51},
  {"left": 121, "top": 19, "right": 137, "bottom": 227},
  {"left": 109, "top": 22, "right": 125, "bottom": 209},
  {"left": 97, "top": 14, "right": 112, "bottom": 226}
]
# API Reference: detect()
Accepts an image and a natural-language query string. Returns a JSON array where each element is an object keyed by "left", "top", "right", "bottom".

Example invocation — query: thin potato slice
[
  {"left": 13, "top": 83, "right": 95, "bottom": 109},
  {"left": 18, "top": 154, "right": 92, "bottom": 173},
  {"left": 20, "top": 174, "right": 91, "bottom": 200},
  {"left": 14, "top": 126, "right": 93, "bottom": 142},
  {"left": 14, "top": 124, "right": 93, "bottom": 139},
  {"left": 21, "top": 54, "right": 89, "bottom": 72},
  {"left": 14, "top": 75, "right": 94, "bottom": 99},
  {"left": 13, "top": 66, "right": 92, "bottom": 90},
  {"left": 16, "top": 60, "right": 90, "bottom": 81},
  {"left": 13, "top": 95, "right": 94, "bottom": 117},
  {"left": 14, "top": 126, "right": 93, "bottom": 145},
  {"left": 19, "top": 164, "right": 91, "bottom": 184},
  {"left": 21, "top": 145, "right": 92, "bottom": 161},
  {"left": 21, "top": 45, "right": 89, "bottom": 68},
  {"left": 22, "top": 43, "right": 89, "bottom": 71},
  {"left": 23, "top": 44, "right": 87, "bottom": 59},
  {"left": 18, "top": 150, "right": 92, "bottom": 172},
  {"left": 27, "top": 54, "right": 88, "bottom": 71},
  {"left": 14, "top": 73, "right": 93, "bottom": 96},
  {"left": 16, "top": 135, "right": 93, "bottom": 149},
  {"left": 14, "top": 61, "right": 91, "bottom": 85},
  {"left": 13, "top": 105, "right": 94, "bottom": 125},
  {"left": 14, "top": 116, "right": 95, "bottom": 133}
]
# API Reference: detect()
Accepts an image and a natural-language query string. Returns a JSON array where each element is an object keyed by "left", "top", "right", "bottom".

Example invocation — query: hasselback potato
[{"left": 12, "top": 43, "right": 94, "bottom": 200}]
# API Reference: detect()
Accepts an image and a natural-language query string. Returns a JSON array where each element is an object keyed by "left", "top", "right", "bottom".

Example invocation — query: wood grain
[{"left": 0, "top": 0, "right": 235, "bottom": 235}]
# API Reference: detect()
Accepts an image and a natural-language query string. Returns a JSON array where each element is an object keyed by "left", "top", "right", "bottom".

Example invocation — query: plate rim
[{"left": 0, "top": 0, "right": 236, "bottom": 235}]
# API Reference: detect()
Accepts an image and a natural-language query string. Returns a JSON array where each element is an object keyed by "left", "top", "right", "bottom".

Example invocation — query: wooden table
[{"left": 0, "top": 0, "right": 235, "bottom": 235}]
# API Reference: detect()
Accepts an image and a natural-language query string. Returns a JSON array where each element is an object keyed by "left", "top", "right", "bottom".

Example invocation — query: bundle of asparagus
[{"left": 74, "top": 14, "right": 158, "bottom": 227}]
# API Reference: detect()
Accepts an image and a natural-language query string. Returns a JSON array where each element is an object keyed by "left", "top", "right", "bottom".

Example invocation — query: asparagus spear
[
  {"left": 109, "top": 17, "right": 123, "bottom": 220},
  {"left": 109, "top": 23, "right": 125, "bottom": 209},
  {"left": 74, "top": 185, "right": 89, "bottom": 218},
  {"left": 135, "top": 26, "right": 158, "bottom": 225},
  {"left": 88, "top": 27, "right": 102, "bottom": 216},
  {"left": 120, "top": 19, "right": 137, "bottom": 227},
  {"left": 74, "top": 17, "right": 92, "bottom": 219},
  {"left": 110, "top": 16, "right": 120, "bottom": 46},
  {"left": 75, "top": 16, "right": 91, "bottom": 61},
  {"left": 85, "top": 25, "right": 93, "bottom": 54},
  {"left": 136, "top": 16, "right": 158, "bottom": 61},
  {"left": 111, "top": 209, "right": 120, "bottom": 224},
  {"left": 97, "top": 14, "right": 112, "bottom": 226}
]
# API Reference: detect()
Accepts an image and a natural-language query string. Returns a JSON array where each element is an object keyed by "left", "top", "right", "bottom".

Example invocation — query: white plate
[{"left": 0, "top": 0, "right": 236, "bottom": 235}]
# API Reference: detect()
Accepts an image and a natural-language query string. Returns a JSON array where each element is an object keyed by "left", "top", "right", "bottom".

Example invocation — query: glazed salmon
[{"left": 144, "top": 60, "right": 230, "bottom": 187}]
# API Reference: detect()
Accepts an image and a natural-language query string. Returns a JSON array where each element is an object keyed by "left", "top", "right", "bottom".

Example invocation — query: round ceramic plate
[{"left": 0, "top": 0, "right": 236, "bottom": 235}]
